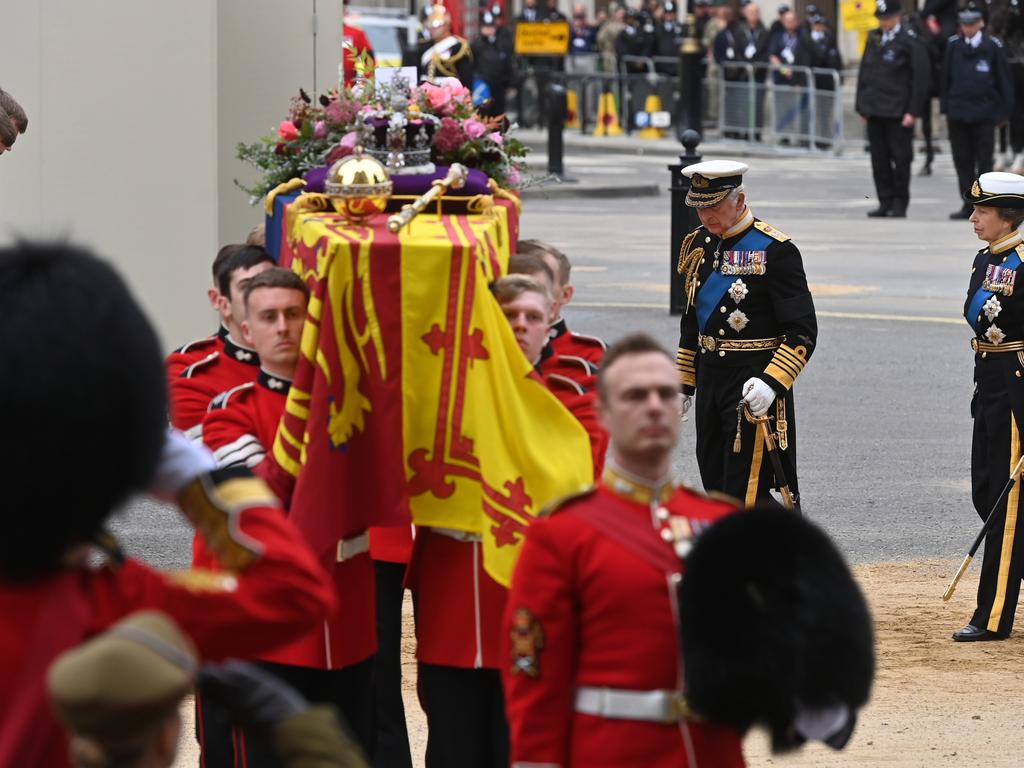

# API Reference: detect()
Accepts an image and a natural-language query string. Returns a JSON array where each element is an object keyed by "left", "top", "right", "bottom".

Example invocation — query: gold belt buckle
[
  {"left": 667, "top": 693, "right": 693, "bottom": 722},
  {"left": 702, "top": 335, "right": 717, "bottom": 352},
  {"left": 971, "top": 338, "right": 980, "bottom": 352}
]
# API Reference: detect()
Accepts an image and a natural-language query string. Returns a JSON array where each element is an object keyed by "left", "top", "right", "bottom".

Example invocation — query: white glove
[
  {"left": 149, "top": 428, "right": 218, "bottom": 501},
  {"left": 680, "top": 393, "right": 692, "bottom": 421},
  {"left": 742, "top": 378, "right": 776, "bottom": 418}
]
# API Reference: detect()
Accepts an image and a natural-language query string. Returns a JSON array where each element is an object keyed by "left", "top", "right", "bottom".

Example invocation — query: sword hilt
[{"left": 943, "top": 554, "right": 973, "bottom": 602}]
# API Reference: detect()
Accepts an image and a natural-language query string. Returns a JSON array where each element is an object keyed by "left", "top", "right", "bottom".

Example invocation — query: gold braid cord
[{"left": 677, "top": 228, "right": 705, "bottom": 309}]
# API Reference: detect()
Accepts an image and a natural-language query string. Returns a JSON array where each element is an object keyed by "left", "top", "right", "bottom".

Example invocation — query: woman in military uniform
[{"left": 956, "top": 172, "right": 1024, "bottom": 641}]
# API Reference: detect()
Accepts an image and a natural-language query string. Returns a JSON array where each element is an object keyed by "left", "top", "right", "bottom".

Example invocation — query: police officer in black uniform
[
  {"left": 856, "top": 0, "right": 930, "bottom": 218},
  {"left": 955, "top": 171, "right": 1024, "bottom": 641},
  {"left": 472, "top": 10, "right": 516, "bottom": 115},
  {"left": 943, "top": 1, "right": 1014, "bottom": 218},
  {"left": 676, "top": 160, "right": 817, "bottom": 506}
]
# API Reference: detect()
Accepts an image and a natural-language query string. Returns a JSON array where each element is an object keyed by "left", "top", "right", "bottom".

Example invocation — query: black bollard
[
  {"left": 667, "top": 129, "right": 702, "bottom": 315},
  {"left": 547, "top": 82, "right": 567, "bottom": 178}
]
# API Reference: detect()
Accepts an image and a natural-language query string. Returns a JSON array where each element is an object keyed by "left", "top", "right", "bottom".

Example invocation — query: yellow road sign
[
  {"left": 841, "top": 0, "right": 879, "bottom": 33},
  {"left": 514, "top": 21, "right": 571, "bottom": 55}
]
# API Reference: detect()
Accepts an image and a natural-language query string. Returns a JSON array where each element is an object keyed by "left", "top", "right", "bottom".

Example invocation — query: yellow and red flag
[{"left": 274, "top": 202, "right": 593, "bottom": 585}]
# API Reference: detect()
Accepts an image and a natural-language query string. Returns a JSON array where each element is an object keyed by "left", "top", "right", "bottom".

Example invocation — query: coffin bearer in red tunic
[
  {"left": 502, "top": 333, "right": 745, "bottom": 768},
  {"left": 169, "top": 245, "right": 273, "bottom": 439},
  {"left": 493, "top": 274, "right": 608, "bottom": 471},
  {"left": 0, "top": 242, "right": 334, "bottom": 768},
  {"left": 517, "top": 239, "right": 607, "bottom": 367},
  {"left": 407, "top": 275, "right": 605, "bottom": 768},
  {"left": 165, "top": 243, "right": 243, "bottom": 385},
  {"left": 201, "top": 267, "right": 378, "bottom": 763}
]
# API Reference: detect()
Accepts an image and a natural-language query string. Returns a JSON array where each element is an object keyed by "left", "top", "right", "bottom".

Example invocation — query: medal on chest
[
  {"left": 983, "top": 263, "right": 1016, "bottom": 296},
  {"left": 721, "top": 250, "right": 767, "bottom": 276}
]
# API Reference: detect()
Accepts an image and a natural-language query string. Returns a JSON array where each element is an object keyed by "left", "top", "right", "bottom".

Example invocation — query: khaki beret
[{"left": 48, "top": 611, "right": 198, "bottom": 747}]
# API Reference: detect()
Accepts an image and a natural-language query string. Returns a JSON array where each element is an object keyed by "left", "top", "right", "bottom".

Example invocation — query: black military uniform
[
  {"left": 472, "top": 11, "right": 516, "bottom": 115},
  {"left": 855, "top": 0, "right": 930, "bottom": 218},
  {"left": 955, "top": 173, "right": 1024, "bottom": 642},
  {"left": 942, "top": 2, "right": 1014, "bottom": 218},
  {"left": 676, "top": 161, "right": 817, "bottom": 506}
]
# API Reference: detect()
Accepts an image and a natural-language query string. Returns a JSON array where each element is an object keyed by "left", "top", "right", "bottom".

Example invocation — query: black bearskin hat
[
  {"left": 0, "top": 243, "right": 166, "bottom": 580},
  {"left": 678, "top": 507, "right": 874, "bottom": 752}
]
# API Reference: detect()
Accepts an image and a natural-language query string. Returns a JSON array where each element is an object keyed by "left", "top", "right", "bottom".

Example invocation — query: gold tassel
[
  {"left": 733, "top": 402, "right": 743, "bottom": 453},
  {"left": 776, "top": 399, "right": 789, "bottom": 451}
]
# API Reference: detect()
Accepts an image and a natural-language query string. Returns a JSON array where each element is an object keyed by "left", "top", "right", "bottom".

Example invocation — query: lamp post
[
  {"left": 676, "top": 0, "right": 703, "bottom": 139},
  {"left": 667, "top": 129, "right": 702, "bottom": 315}
]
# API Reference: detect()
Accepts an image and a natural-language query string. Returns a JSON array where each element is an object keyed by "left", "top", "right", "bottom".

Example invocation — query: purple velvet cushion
[{"left": 303, "top": 164, "right": 492, "bottom": 196}]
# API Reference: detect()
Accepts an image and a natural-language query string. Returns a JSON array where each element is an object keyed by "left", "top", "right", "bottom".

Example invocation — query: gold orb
[{"left": 324, "top": 150, "right": 393, "bottom": 223}]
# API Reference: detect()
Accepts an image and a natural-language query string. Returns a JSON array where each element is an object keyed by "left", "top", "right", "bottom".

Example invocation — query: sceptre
[{"left": 386, "top": 164, "right": 469, "bottom": 233}]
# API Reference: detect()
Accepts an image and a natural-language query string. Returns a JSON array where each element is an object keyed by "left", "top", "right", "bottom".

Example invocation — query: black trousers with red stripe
[
  {"left": 694, "top": 362, "right": 799, "bottom": 505},
  {"left": 970, "top": 357, "right": 1024, "bottom": 636}
]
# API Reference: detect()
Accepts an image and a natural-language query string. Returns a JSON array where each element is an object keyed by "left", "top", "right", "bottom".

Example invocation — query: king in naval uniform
[{"left": 676, "top": 160, "right": 817, "bottom": 505}]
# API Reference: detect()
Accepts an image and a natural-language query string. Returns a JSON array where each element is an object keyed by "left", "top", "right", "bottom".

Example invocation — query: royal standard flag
[{"left": 273, "top": 200, "right": 592, "bottom": 585}]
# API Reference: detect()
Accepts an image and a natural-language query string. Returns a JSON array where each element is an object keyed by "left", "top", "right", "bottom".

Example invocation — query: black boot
[
  {"left": 867, "top": 204, "right": 891, "bottom": 218},
  {"left": 887, "top": 200, "right": 907, "bottom": 218},
  {"left": 949, "top": 206, "right": 971, "bottom": 220}
]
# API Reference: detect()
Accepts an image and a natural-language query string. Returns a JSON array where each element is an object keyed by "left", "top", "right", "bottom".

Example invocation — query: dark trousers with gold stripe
[
  {"left": 694, "top": 363, "right": 798, "bottom": 505},
  {"left": 970, "top": 359, "right": 1024, "bottom": 636}
]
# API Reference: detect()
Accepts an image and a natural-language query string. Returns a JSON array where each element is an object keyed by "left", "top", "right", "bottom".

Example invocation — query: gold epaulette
[
  {"left": 754, "top": 220, "right": 790, "bottom": 242},
  {"left": 539, "top": 485, "right": 597, "bottom": 517}
]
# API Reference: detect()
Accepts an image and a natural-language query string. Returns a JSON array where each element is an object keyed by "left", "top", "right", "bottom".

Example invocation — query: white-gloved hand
[
  {"left": 149, "top": 428, "right": 218, "bottom": 501},
  {"left": 742, "top": 377, "right": 776, "bottom": 417},
  {"left": 680, "top": 393, "right": 693, "bottom": 421}
]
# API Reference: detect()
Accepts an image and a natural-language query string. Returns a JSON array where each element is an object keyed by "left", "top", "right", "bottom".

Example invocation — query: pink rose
[
  {"left": 279, "top": 121, "right": 299, "bottom": 141},
  {"left": 313, "top": 120, "right": 327, "bottom": 139},
  {"left": 489, "top": 131, "right": 504, "bottom": 146},
  {"left": 464, "top": 120, "right": 487, "bottom": 139},
  {"left": 422, "top": 83, "right": 452, "bottom": 111},
  {"left": 506, "top": 167, "right": 521, "bottom": 186}
]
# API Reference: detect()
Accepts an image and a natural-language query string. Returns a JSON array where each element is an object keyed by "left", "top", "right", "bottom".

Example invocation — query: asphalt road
[{"left": 117, "top": 147, "right": 987, "bottom": 570}]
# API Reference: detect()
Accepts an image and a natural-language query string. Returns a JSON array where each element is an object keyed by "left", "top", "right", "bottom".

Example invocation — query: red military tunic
[
  {"left": 165, "top": 328, "right": 218, "bottom": 391},
  {"left": 547, "top": 317, "right": 606, "bottom": 367},
  {"left": 502, "top": 464, "right": 746, "bottom": 768},
  {"left": 201, "top": 369, "right": 377, "bottom": 670},
  {"left": 0, "top": 484, "right": 335, "bottom": 768},
  {"left": 169, "top": 333, "right": 260, "bottom": 438}
]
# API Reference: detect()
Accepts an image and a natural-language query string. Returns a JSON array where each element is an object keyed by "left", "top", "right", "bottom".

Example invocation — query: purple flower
[
  {"left": 489, "top": 131, "right": 504, "bottom": 146},
  {"left": 313, "top": 120, "right": 327, "bottom": 139}
]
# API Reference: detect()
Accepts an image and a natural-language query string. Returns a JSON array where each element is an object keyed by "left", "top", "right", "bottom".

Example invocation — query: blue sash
[
  {"left": 966, "top": 249, "right": 1022, "bottom": 332},
  {"left": 696, "top": 227, "right": 772, "bottom": 332}
]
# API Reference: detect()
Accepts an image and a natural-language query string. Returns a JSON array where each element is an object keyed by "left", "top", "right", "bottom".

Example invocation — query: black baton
[{"left": 943, "top": 453, "right": 1024, "bottom": 601}]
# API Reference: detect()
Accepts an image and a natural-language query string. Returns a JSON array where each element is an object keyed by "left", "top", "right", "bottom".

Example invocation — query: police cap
[
  {"left": 965, "top": 172, "right": 1024, "bottom": 208},
  {"left": 48, "top": 611, "right": 198, "bottom": 748},
  {"left": 958, "top": 0, "right": 984, "bottom": 23},
  {"left": 682, "top": 160, "right": 749, "bottom": 208},
  {"left": 874, "top": 0, "right": 902, "bottom": 18}
]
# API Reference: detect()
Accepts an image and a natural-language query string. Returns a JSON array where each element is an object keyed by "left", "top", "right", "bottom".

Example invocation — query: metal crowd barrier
[
  {"left": 716, "top": 61, "right": 843, "bottom": 153},
  {"left": 510, "top": 57, "right": 842, "bottom": 150}
]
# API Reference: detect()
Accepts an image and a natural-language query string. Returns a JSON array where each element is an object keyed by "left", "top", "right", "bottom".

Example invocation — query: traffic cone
[
  {"left": 594, "top": 89, "right": 623, "bottom": 137},
  {"left": 566, "top": 88, "right": 580, "bottom": 130},
  {"left": 638, "top": 93, "right": 666, "bottom": 139}
]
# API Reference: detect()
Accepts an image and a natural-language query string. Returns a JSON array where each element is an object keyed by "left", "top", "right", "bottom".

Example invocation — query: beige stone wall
[{"left": 0, "top": 0, "right": 341, "bottom": 351}]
